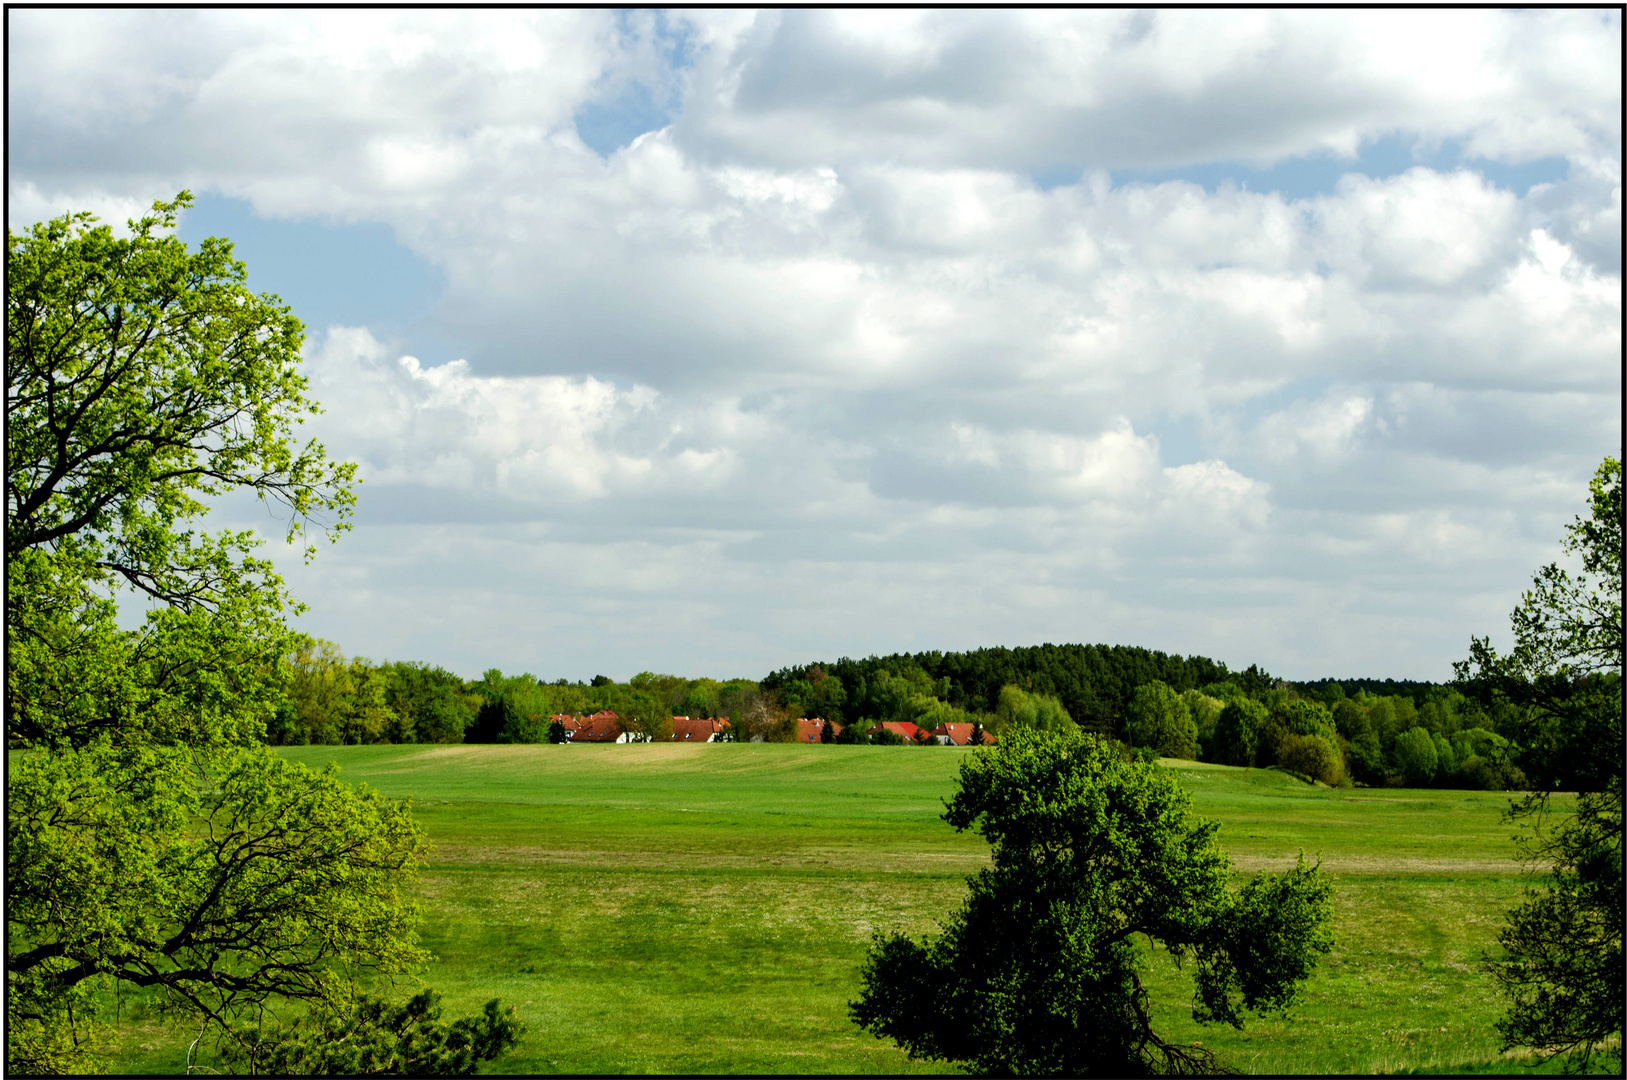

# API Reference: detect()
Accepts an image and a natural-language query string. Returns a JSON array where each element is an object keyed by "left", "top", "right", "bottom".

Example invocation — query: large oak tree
[{"left": 5, "top": 196, "right": 516, "bottom": 1074}]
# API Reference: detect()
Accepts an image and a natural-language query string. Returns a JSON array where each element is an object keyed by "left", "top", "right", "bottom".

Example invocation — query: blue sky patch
[
  {"left": 177, "top": 195, "right": 463, "bottom": 364},
  {"left": 575, "top": 82, "right": 673, "bottom": 157},
  {"left": 1100, "top": 133, "right": 1568, "bottom": 201},
  {"left": 573, "top": 11, "right": 695, "bottom": 158}
]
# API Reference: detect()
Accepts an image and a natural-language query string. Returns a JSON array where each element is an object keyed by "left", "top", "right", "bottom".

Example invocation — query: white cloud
[{"left": 10, "top": 8, "right": 1619, "bottom": 680}]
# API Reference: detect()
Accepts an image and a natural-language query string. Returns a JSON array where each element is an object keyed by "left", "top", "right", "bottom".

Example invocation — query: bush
[
  {"left": 1279, "top": 734, "right": 1344, "bottom": 786},
  {"left": 221, "top": 989, "right": 523, "bottom": 1076}
]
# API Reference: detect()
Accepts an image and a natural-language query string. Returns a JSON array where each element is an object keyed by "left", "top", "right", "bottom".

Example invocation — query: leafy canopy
[
  {"left": 6, "top": 191, "right": 355, "bottom": 750},
  {"left": 1458, "top": 456, "right": 1623, "bottom": 1072},
  {"left": 5, "top": 196, "right": 518, "bottom": 1075},
  {"left": 219, "top": 989, "right": 523, "bottom": 1077},
  {"left": 850, "top": 727, "right": 1333, "bottom": 1076},
  {"left": 7, "top": 742, "right": 431, "bottom": 1074}
]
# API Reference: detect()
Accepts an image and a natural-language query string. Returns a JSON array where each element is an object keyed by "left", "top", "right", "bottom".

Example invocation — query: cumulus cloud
[{"left": 9, "top": 8, "right": 1619, "bottom": 679}]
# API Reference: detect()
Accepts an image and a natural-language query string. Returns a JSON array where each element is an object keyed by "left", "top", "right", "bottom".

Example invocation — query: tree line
[{"left": 269, "top": 637, "right": 1545, "bottom": 793}]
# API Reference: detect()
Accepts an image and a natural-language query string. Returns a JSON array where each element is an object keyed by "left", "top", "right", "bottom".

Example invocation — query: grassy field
[{"left": 108, "top": 743, "right": 1571, "bottom": 1074}]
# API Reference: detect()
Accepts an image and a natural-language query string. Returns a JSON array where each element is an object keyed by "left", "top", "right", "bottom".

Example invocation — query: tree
[
  {"left": 620, "top": 691, "right": 673, "bottom": 742},
  {"left": 1277, "top": 733, "right": 1343, "bottom": 786},
  {"left": 995, "top": 684, "right": 1073, "bottom": 733},
  {"left": 850, "top": 727, "right": 1333, "bottom": 1076},
  {"left": 1390, "top": 726, "right": 1438, "bottom": 787},
  {"left": 1183, "top": 689, "right": 1225, "bottom": 759},
  {"left": 1211, "top": 699, "right": 1266, "bottom": 767},
  {"left": 5, "top": 196, "right": 515, "bottom": 1073},
  {"left": 7, "top": 744, "right": 430, "bottom": 1073},
  {"left": 277, "top": 639, "right": 405, "bottom": 746},
  {"left": 7, "top": 194, "right": 355, "bottom": 750},
  {"left": 1122, "top": 680, "right": 1198, "bottom": 759},
  {"left": 219, "top": 989, "right": 523, "bottom": 1076},
  {"left": 1457, "top": 456, "right": 1623, "bottom": 1072},
  {"left": 380, "top": 661, "right": 476, "bottom": 744}
]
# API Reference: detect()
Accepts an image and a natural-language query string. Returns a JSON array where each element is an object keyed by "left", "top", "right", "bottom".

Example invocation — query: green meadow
[{"left": 111, "top": 743, "right": 1566, "bottom": 1075}]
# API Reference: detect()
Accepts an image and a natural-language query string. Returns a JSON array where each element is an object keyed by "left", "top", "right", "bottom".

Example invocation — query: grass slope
[{"left": 111, "top": 744, "right": 1563, "bottom": 1074}]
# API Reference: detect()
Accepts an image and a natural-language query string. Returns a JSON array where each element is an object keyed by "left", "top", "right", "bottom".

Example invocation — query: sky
[{"left": 8, "top": 9, "right": 1621, "bottom": 683}]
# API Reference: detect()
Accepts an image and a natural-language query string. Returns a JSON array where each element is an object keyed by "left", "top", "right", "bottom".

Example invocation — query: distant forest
[
  {"left": 761, "top": 644, "right": 1256, "bottom": 733},
  {"left": 256, "top": 637, "right": 1576, "bottom": 794}
]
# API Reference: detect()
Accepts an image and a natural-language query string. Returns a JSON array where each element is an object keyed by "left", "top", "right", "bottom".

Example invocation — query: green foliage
[
  {"left": 1183, "top": 689, "right": 1225, "bottom": 759},
  {"left": 3, "top": 196, "right": 501, "bottom": 1075},
  {"left": 849, "top": 728, "right": 1333, "bottom": 1076},
  {"left": 381, "top": 661, "right": 476, "bottom": 744},
  {"left": 1487, "top": 784, "right": 1623, "bottom": 1074},
  {"left": 1212, "top": 699, "right": 1267, "bottom": 768},
  {"left": 619, "top": 691, "right": 674, "bottom": 743},
  {"left": 1458, "top": 455, "right": 1624, "bottom": 1071},
  {"left": 1456, "top": 459, "right": 1622, "bottom": 794},
  {"left": 994, "top": 683, "right": 1072, "bottom": 733},
  {"left": 1277, "top": 734, "right": 1344, "bottom": 786},
  {"left": 1258, "top": 701, "right": 1344, "bottom": 782},
  {"left": 219, "top": 989, "right": 523, "bottom": 1076},
  {"left": 276, "top": 638, "right": 406, "bottom": 746},
  {"left": 765, "top": 644, "right": 1235, "bottom": 737},
  {"left": 7, "top": 742, "right": 429, "bottom": 1070},
  {"left": 464, "top": 669, "right": 554, "bottom": 744},
  {"left": 6, "top": 194, "right": 355, "bottom": 751},
  {"left": 1392, "top": 726, "right": 1439, "bottom": 787},
  {"left": 1123, "top": 680, "right": 1199, "bottom": 759}
]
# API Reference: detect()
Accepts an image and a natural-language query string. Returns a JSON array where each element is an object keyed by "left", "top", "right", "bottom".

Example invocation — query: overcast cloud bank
[{"left": 9, "top": 9, "right": 1620, "bottom": 680}]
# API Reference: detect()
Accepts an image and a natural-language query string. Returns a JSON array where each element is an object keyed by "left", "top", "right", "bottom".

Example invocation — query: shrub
[{"left": 1279, "top": 734, "right": 1345, "bottom": 786}]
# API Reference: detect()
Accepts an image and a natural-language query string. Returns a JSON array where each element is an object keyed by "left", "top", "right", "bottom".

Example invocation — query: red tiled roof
[
  {"left": 796, "top": 717, "right": 842, "bottom": 742},
  {"left": 669, "top": 717, "right": 724, "bottom": 742},
  {"left": 930, "top": 722, "right": 996, "bottom": 746},
  {"left": 571, "top": 716, "right": 625, "bottom": 742},
  {"left": 868, "top": 721, "right": 925, "bottom": 742}
]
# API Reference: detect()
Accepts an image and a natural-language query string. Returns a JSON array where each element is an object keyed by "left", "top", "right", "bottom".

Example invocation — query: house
[
  {"left": 797, "top": 717, "right": 841, "bottom": 743},
  {"left": 570, "top": 712, "right": 633, "bottom": 743},
  {"left": 930, "top": 722, "right": 996, "bottom": 746},
  {"left": 669, "top": 716, "right": 725, "bottom": 742},
  {"left": 867, "top": 721, "right": 929, "bottom": 744},
  {"left": 550, "top": 713, "right": 583, "bottom": 735}
]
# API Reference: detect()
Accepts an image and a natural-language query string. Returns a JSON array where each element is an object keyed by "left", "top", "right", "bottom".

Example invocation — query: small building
[
  {"left": 669, "top": 717, "right": 726, "bottom": 742},
  {"left": 797, "top": 717, "right": 841, "bottom": 743},
  {"left": 570, "top": 714, "right": 633, "bottom": 743},
  {"left": 867, "top": 721, "right": 928, "bottom": 744},
  {"left": 930, "top": 722, "right": 996, "bottom": 746}
]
